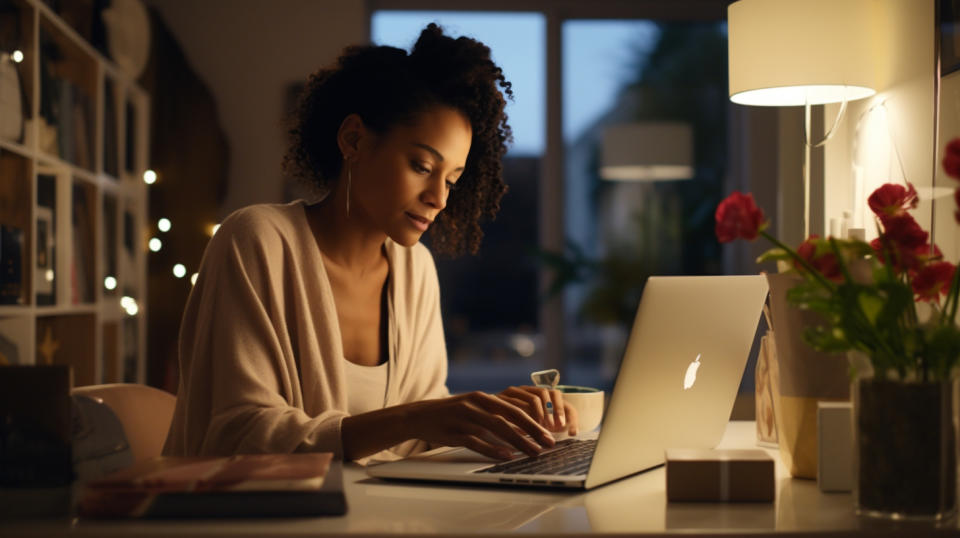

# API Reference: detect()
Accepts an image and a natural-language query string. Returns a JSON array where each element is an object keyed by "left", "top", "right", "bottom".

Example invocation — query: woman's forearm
[{"left": 340, "top": 403, "right": 417, "bottom": 461}]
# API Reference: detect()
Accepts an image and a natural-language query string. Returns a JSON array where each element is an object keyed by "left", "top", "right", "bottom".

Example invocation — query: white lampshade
[
  {"left": 728, "top": 0, "right": 878, "bottom": 106},
  {"left": 600, "top": 122, "right": 694, "bottom": 181}
]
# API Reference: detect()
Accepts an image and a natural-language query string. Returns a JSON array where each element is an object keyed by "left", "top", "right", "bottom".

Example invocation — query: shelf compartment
[
  {"left": 70, "top": 177, "right": 96, "bottom": 304},
  {"left": 101, "top": 190, "right": 117, "bottom": 297},
  {"left": 0, "top": 315, "right": 33, "bottom": 365},
  {"left": 102, "top": 75, "right": 119, "bottom": 179},
  {"left": 0, "top": 148, "right": 33, "bottom": 306},
  {"left": 102, "top": 319, "right": 119, "bottom": 383},
  {"left": 0, "top": 0, "right": 36, "bottom": 147},
  {"left": 38, "top": 10, "right": 97, "bottom": 172},
  {"left": 36, "top": 312, "right": 95, "bottom": 386}
]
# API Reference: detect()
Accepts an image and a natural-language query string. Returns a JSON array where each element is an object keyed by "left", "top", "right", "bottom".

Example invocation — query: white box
[{"left": 817, "top": 401, "right": 853, "bottom": 492}]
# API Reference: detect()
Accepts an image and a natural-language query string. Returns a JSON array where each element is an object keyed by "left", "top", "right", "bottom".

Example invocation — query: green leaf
[
  {"left": 756, "top": 248, "right": 791, "bottom": 264},
  {"left": 857, "top": 292, "right": 883, "bottom": 325}
]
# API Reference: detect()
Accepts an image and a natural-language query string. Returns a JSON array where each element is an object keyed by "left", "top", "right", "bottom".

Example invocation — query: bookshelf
[{"left": 0, "top": 0, "right": 149, "bottom": 386}]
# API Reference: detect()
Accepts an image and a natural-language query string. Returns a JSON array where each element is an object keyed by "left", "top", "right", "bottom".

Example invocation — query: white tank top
[{"left": 343, "top": 359, "right": 389, "bottom": 416}]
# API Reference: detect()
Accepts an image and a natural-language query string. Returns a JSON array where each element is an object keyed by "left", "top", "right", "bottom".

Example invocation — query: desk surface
[{"left": 3, "top": 421, "right": 958, "bottom": 537}]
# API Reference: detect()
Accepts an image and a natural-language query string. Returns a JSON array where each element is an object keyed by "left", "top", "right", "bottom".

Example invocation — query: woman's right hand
[{"left": 402, "top": 391, "right": 556, "bottom": 460}]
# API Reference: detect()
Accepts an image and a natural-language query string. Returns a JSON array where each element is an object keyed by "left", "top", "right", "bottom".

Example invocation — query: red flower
[
  {"left": 882, "top": 213, "right": 928, "bottom": 250},
  {"left": 868, "top": 183, "right": 918, "bottom": 219},
  {"left": 871, "top": 215, "right": 939, "bottom": 274},
  {"left": 912, "top": 261, "right": 956, "bottom": 302},
  {"left": 943, "top": 138, "right": 960, "bottom": 180},
  {"left": 715, "top": 192, "right": 767, "bottom": 243},
  {"left": 795, "top": 235, "right": 842, "bottom": 282}
]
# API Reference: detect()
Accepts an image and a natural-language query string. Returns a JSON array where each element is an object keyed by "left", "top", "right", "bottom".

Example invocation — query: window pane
[
  {"left": 372, "top": 11, "right": 544, "bottom": 156},
  {"left": 372, "top": 12, "right": 546, "bottom": 392},
  {"left": 561, "top": 20, "right": 729, "bottom": 391}
]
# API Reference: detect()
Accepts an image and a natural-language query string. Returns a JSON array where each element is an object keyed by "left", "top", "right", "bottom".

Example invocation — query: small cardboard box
[
  {"left": 665, "top": 448, "right": 775, "bottom": 502},
  {"left": 817, "top": 401, "right": 853, "bottom": 492}
]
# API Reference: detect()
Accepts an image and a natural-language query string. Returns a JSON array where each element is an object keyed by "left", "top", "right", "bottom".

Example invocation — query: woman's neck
[{"left": 307, "top": 185, "right": 387, "bottom": 276}]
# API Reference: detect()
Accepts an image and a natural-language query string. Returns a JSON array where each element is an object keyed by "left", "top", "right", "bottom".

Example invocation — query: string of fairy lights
[{"left": 102, "top": 169, "right": 216, "bottom": 316}]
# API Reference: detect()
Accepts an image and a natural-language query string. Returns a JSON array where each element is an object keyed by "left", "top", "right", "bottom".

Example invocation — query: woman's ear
[{"left": 337, "top": 113, "right": 365, "bottom": 160}]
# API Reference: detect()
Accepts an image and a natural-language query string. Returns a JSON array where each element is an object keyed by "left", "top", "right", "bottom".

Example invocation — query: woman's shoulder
[
  {"left": 219, "top": 201, "right": 304, "bottom": 236},
  {"left": 211, "top": 201, "right": 308, "bottom": 251}
]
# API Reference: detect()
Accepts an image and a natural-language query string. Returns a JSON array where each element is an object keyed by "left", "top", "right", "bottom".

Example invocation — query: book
[{"left": 78, "top": 453, "right": 347, "bottom": 518}]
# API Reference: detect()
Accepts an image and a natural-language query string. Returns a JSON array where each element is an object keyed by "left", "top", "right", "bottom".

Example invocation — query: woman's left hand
[{"left": 498, "top": 385, "right": 579, "bottom": 436}]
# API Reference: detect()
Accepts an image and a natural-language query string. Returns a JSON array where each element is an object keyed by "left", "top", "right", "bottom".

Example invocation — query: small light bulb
[
  {"left": 157, "top": 218, "right": 171, "bottom": 232},
  {"left": 143, "top": 170, "right": 157, "bottom": 184},
  {"left": 173, "top": 263, "right": 186, "bottom": 278},
  {"left": 149, "top": 237, "right": 162, "bottom": 252},
  {"left": 190, "top": 273, "right": 198, "bottom": 285},
  {"left": 121, "top": 296, "right": 135, "bottom": 309},
  {"left": 125, "top": 300, "right": 139, "bottom": 316},
  {"left": 11, "top": 50, "right": 23, "bottom": 63},
  {"left": 104, "top": 276, "right": 117, "bottom": 290},
  {"left": 45, "top": 269, "right": 54, "bottom": 282}
]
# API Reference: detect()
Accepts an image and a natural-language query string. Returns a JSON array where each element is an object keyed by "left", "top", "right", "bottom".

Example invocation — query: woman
[{"left": 163, "top": 24, "right": 577, "bottom": 463}]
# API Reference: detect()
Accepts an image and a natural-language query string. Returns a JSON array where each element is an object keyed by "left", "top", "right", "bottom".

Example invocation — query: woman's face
[{"left": 352, "top": 105, "right": 472, "bottom": 247}]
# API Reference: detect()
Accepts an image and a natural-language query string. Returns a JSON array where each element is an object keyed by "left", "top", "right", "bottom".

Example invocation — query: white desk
[{"left": 2, "top": 421, "right": 958, "bottom": 536}]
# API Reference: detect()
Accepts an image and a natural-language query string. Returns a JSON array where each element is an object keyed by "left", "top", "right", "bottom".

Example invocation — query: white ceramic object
[{"left": 557, "top": 385, "right": 605, "bottom": 433}]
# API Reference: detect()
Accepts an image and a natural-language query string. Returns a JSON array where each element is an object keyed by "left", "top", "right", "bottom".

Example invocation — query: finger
[
  {"left": 461, "top": 434, "right": 514, "bottom": 460},
  {"left": 468, "top": 394, "right": 554, "bottom": 451},
  {"left": 563, "top": 401, "right": 579, "bottom": 436},
  {"left": 500, "top": 386, "right": 545, "bottom": 424},
  {"left": 515, "top": 386, "right": 556, "bottom": 429},
  {"left": 476, "top": 412, "right": 544, "bottom": 457},
  {"left": 497, "top": 394, "right": 529, "bottom": 412},
  {"left": 549, "top": 389, "right": 566, "bottom": 428},
  {"left": 487, "top": 387, "right": 555, "bottom": 446}
]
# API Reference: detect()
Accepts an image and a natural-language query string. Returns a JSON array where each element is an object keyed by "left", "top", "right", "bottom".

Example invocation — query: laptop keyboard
[{"left": 476, "top": 438, "right": 597, "bottom": 476}]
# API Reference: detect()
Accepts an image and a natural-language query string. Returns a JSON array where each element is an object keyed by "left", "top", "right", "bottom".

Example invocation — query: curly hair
[{"left": 283, "top": 23, "right": 513, "bottom": 256}]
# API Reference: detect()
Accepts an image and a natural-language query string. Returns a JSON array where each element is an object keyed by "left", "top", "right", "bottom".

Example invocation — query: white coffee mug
[{"left": 556, "top": 385, "right": 604, "bottom": 433}]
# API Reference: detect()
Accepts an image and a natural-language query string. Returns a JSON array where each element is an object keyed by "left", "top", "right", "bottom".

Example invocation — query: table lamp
[
  {"left": 728, "top": 0, "right": 879, "bottom": 237},
  {"left": 600, "top": 122, "right": 694, "bottom": 181}
]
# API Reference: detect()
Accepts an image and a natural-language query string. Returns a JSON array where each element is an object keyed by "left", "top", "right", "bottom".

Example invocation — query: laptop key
[{"left": 477, "top": 439, "right": 597, "bottom": 476}]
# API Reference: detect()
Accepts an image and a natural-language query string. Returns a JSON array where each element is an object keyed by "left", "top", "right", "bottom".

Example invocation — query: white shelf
[{"left": 0, "top": 0, "right": 150, "bottom": 386}]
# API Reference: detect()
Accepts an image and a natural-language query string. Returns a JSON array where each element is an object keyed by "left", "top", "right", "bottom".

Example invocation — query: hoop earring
[{"left": 346, "top": 165, "right": 352, "bottom": 216}]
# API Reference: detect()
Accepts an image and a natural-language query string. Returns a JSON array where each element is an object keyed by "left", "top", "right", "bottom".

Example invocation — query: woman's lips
[{"left": 406, "top": 212, "right": 431, "bottom": 232}]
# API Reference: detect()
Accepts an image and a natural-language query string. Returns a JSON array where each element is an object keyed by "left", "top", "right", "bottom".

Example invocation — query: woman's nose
[{"left": 421, "top": 177, "right": 447, "bottom": 210}]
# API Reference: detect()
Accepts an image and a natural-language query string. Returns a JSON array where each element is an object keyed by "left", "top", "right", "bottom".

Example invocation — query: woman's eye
[{"left": 411, "top": 161, "right": 430, "bottom": 174}]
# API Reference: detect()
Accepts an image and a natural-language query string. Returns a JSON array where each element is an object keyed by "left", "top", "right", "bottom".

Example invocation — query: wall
[
  {"left": 822, "top": 0, "right": 936, "bottom": 250},
  {"left": 142, "top": 0, "right": 367, "bottom": 218}
]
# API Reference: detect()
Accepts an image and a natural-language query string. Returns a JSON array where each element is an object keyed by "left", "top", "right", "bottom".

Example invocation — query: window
[
  {"left": 562, "top": 20, "right": 729, "bottom": 391},
  {"left": 371, "top": 4, "right": 749, "bottom": 395}
]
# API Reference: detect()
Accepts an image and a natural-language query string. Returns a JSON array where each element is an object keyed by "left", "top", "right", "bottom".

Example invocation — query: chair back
[{"left": 71, "top": 383, "right": 176, "bottom": 463}]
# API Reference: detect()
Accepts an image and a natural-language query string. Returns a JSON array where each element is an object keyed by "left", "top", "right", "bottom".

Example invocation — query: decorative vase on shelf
[
  {"left": 850, "top": 353, "right": 959, "bottom": 521},
  {"left": 765, "top": 272, "right": 850, "bottom": 479}
]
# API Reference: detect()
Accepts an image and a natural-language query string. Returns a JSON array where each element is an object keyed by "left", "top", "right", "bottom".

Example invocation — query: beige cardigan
[{"left": 162, "top": 201, "right": 450, "bottom": 461}]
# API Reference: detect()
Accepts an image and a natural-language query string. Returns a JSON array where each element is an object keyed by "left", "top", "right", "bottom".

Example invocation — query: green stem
[
  {"left": 759, "top": 231, "right": 836, "bottom": 291},
  {"left": 947, "top": 262, "right": 960, "bottom": 325},
  {"left": 822, "top": 237, "right": 903, "bottom": 366}
]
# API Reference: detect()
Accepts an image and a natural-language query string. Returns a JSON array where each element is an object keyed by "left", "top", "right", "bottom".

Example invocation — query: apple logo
[{"left": 683, "top": 354, "right": 701, "bottom": 390}]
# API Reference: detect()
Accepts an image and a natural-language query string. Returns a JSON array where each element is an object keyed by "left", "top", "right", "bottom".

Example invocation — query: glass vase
[{"left": 851, "top": 360, "right": 959, "bottom": 521}]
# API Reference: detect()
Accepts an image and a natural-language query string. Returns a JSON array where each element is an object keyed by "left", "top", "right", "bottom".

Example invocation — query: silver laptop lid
[{"left": 584, "top": 275, "right": 768, "bottom": 489}]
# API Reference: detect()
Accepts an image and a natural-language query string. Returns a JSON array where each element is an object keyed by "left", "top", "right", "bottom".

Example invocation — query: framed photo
[
  {"left": 941, "top": 0, "right": 960, "bottom": 75},
  {"left": 35, "top": 205, "right": 54, "bottom": 297}
]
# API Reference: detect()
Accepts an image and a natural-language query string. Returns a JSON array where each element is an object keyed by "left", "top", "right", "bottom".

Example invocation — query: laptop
[{"left": 367, "top": 275, "right": 769, "bottom": 490}]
